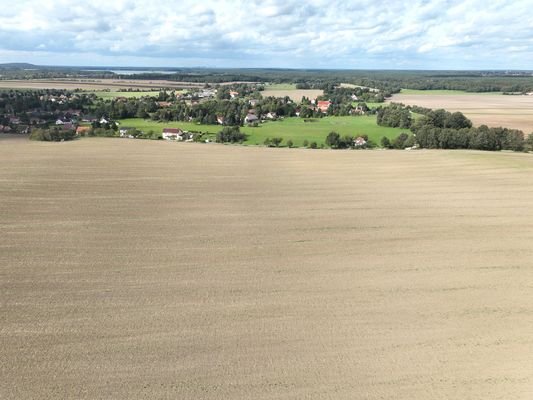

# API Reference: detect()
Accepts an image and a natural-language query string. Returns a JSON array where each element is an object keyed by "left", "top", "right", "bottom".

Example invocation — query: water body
[{"left": 84, "top": 69, "right": 177, "bottom": 75}]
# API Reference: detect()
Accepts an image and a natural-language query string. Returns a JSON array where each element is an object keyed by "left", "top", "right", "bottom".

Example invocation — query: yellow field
[
  {"left": 261, "top": 89, "right": 324, "bottom": 102},
  {"left": 390, "top": 92, "right": 533, "bottom": 133},
  {"left": 0, "top": 78, "right": 254, "bottom": 91},
  {"left": 1, "top": 136, "right": 532, "bottom": 399}
]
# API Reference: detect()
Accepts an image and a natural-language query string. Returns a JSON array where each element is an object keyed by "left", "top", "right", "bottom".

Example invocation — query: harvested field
[
  {"left": 0, "top": 79, "right": 256, "bottom": 91},
  {"left": 261, "top": 89, "right": 323, "bottom": 102},
  {"left": 390, "top": 92, "right": 533, "bottom": 133},
  {"left": 1, "top": 136, "right": 533, "bottom": 399}
]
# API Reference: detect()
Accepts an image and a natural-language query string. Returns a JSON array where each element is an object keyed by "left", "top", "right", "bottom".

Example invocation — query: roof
[
  {"left": 76, "top": 126, "right": 91, "bottom": 132},
  {"left": 163, "top": 128, "right": 183, "bottom": 134}
]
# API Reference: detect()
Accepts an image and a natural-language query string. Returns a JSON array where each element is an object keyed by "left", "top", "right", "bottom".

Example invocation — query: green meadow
[
  {"left": 119, "top": 116, "right": 408, "bottom": 147},
  {"left": 93, "top": 90, "right": 186, "bottom": 99}
]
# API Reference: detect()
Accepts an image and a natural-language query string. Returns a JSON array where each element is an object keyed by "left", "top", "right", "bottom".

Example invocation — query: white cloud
[{"left": 0, "top": 0, "right": 531, "bottom": 68}]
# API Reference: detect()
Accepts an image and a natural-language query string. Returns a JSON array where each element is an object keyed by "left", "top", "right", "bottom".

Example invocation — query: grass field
[
  {"left": 2, "top": 136, "right": 532, "bottom": 399},
  {"left": 93, "top": 91, "right": 163, "bottom": 99},
  {"left": 391, "top": 91, "right": 533, "bottom": 133},
  {"left": 118, "top": 116, "right": 408, "bottom": 146}
]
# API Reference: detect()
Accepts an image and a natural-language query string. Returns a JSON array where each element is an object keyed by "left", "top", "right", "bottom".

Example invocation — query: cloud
[{"left": 0, "top": 0, "right": 531, "bottom": 68}]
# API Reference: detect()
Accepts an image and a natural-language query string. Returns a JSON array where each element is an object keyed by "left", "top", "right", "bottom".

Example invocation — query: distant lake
[{"left": 84, "top": 69, "right": 177, "bottom": 75}]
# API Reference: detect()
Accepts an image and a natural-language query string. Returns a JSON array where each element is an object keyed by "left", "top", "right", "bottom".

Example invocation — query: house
[
  {"left": 56, "top": 117, "right": 72, "bottom": 125},
  {"left": 9, "top": 116, "right": 21, "bottom": 125},
  {"left": 119, "top": 127, "right": 131, "bottom": 137},
  {"left": 229, "top": 91, "right": 239, "bottom": 99},
  {"left": 100, "top": 117, "right": 110, "bottom": 124},
  {"left": 317, "top": 100, "right": 331, "bottom": 113},
  {"left": 216, "top": 115, "right": 225, "bottom": 125},
  {"left": 76, "top": 126, "right": 91, "bottom": 136},
  {"left": 249, "top": 99, "right": 259, "bottom": 106},
  {"left": 245, "top": 113, "right": 259, "bottom": 124},
  {"left": 353, "top": 136, "right": 367, "bottom": 147},
  {"left": 351, "top": 94, "right": 359, "bottom": 101},
  {"left": 61, "top": 122, "right": 75, "bottom": 131},
  {"left": 351, "top": 105, "right": 366, "bottom": 115},
  {"left": 265, "top": 112, "right": 277, "bottom": 120},
  {"left": 162, "top": 128, "right": 184, "bottom": 140},
  {"left": 157, "top": 101, "right": 172, "bottom": 108}
]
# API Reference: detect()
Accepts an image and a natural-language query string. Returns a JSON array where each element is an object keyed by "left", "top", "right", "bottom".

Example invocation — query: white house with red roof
[
  {"left": 162, "top": 128, "right": 184, "bottom": 140},
  {"left": 317, "top": 100, "right": 331, "bottom": 113}
]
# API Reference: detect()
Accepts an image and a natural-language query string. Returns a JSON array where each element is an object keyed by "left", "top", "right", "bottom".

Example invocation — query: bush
[
  {"left": 30, "top": 128, "right": 76, "bottom": 142},
  {"left": 286, "top": 139, "right": 294, "bottom": 148},
  {"left": 380, "top": 136, "right": 392, "bottom": 148},
  {"left": 303, "top": 139, "right": 309, "bottom": 148},
  {"left": 309, "top": 141, "right": 318, "bottom": 149},
  {"left": 216, "top": 126, "right": 246, "bottom": 143},
  {"left": 325, "top": 131, "right": 340, "bottom": 148}
]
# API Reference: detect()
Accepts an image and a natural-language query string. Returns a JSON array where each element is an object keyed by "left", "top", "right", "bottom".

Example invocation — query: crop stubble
[{"left": 1, "top": 137, "right": 532, "bottom": 399}]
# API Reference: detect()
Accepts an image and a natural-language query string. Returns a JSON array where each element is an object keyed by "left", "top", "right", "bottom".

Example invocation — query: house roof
[{"left": 163, "top": 128, "right": 183, "bottom": 134}]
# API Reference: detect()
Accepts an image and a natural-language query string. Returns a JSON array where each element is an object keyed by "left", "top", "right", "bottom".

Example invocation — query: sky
[{"left": 0, "top": 0, "right": 532, "bottom": 70}]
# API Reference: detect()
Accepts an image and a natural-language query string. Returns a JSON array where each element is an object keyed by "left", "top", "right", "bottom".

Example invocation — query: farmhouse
[
  {"left": 245, "top": 113, "right": 259, "bottom": 124},
  {"left": 119, "top": 127, "right": 135, "bottom": 137},
  {"left": 317, "top": 100, "right": 331, "bottom": 113},
  {"left": 76, "top": 126, "right": 91, "bottom": 136},
  {"left": 162, "top": 128, "right": 184, "bottom": 140},
  {"left": 353, "top": 136, "right": 367, "bottom": 147},
  {"left": 55, "top": 117, "right": 71, "bottom": 125}
]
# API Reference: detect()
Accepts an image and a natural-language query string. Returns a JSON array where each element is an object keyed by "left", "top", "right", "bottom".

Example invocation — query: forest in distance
[{"left": 1, "top": 63, "right": 533, "bottom": 93}]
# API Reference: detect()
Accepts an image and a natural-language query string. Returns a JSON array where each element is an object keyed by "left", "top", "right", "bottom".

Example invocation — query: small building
[
  {"left": 229, "top": 91, "right": 239, "bottom": 99},
  {"left": 249, "top": 99, "right": 259, "bottom": 106},
  {"left": 317, "top": 100, "right": 331, "bottom": 113},
  {"left": 119, "top": 127, "right": 134, "bottom": 137},
  {"left": 157, "top": 101, "right": 172, "bottom": 108},
  {"left": 245, "top": 113, "right": 259, "bottom": 124},
  {"left": 55, "top": 118, "right": 71, "bottom": 125},
  {"left": 100, "top": 117, "right": 110, "bottom": 124},
  {"left": 216, "top": 115, "right": 225, "bottom": 125},
  {"left": 162, "top": 128, "right": 184, "bottom": 140},
  {"left": 76, "top": 126, "right": 91, "bottom": 136},
  {"left": 265, "top": 112, "right": 277, "bottom": 120},
  {"left": 353, "top": 136, "right": 367, "bottom": 147}
]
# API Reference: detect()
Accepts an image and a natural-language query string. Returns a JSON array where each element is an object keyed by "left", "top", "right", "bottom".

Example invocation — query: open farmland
[
  {"left": 261, "top": 88, "right": 323, "bottom": 102},
  {"left": 1, "top": 136, "right": 533, "bottom": 399},
  {"left": 119, "top": 116, "right": 407, "bottom": 146},
  {"left": 0, "top": 78, "right": 248, "bottom": 91},
  {"left": 94, "top": 90, "right": 169, "bottom": 99},
  {"left": 390, "top": 91, "right": 533, "bottom": 133}
]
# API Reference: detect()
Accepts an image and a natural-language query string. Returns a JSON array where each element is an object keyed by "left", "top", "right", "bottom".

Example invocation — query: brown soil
[
  {"left": 390, "top": 93, "right": 533, "bottom": 133},
  {"left": 1, "top": 137, "right": 532, "bottom": 399}
]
